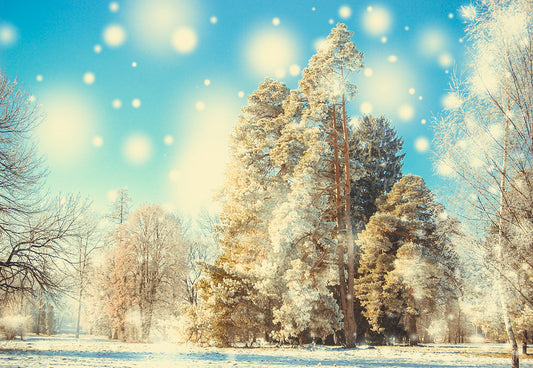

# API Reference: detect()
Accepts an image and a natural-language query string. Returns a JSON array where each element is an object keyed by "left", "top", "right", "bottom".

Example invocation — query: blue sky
[{"left": 0, "top": 0, "right": 470, "bottom": 216}]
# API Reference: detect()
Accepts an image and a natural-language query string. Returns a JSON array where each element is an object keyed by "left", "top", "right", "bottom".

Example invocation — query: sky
[{"left": 0, "top": 0, "right": 473, "bottom": 217}]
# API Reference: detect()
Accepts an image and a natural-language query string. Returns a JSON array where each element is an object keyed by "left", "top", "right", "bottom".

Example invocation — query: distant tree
[
  {"left": 114, "top": 204, "right": 187, "bottom": 342},
  {"left": 71, "top": 212, "right": 102, "bottom": 338},
  {"left": 107, "top": 188, "right": 132, "bottom": 226}
]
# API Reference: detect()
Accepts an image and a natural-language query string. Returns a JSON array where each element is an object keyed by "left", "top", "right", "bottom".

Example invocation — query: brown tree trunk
[
  {"left": 340, "top": 92, "right": 357, "bottom": 348},
  {"left": 408, "top": 314, "right": 418, "bottom": 346},
  {"left": 523, "top": 331, "right": 528, "bottom": 355},
  {"left": 332, "top": 104, "right": 350, "bottom": 346}
]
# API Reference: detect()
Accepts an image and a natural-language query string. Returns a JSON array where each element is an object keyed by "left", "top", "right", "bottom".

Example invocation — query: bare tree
[
  {"left": 0, "top": 71, "right": 90, "bottom": 304},
  {"left": 71, "top": 211, "right": 102, "bottom": 338},
  {"left": 114, "top": 204, "right": 187, "bottom": 342},
  {"left": 434, "top": 1, "right": 532, "bottom": 366}
]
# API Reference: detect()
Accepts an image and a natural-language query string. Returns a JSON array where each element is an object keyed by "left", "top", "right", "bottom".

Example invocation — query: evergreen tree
[
  {"left": 297, "top": 22, "right": 364, "bottom": 348},
  {"left": 356, "top": 175, "right": 459, "bottom": 345},
  {"left": 197, "top": 78, "right": 291, "bottom": 346},
  {"left": 351, "top": 115, "right": 404, "bottom": 225}
]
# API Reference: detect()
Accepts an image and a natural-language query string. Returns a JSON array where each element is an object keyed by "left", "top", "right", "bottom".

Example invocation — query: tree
[
  {"left": 434, "top": 0, "right": 532, "bottom": 365},
  {"left": 198, "top": 78, "right": 291, "bottom": 346},
  {"left": 356, "top": 175, "right": 459, "bottom": 345},
  {"left": 114, "top": 204, "right": 187, "bottom": 342},
  {"left": 298, "top": 22, "right": 364, "bottom": 347},
  {"left": 71, "top": 212, "right": 102, "bottom": 338},
  {"left": 351, "top": 115, "right": 404, "bottom": 225},
  {"left": 107, "top": 188, "right": 132, "bottom": 226},
  {"left": 0, "top": 195, "right": 88, "bottom": 299},
  {"left": 0, "top": 71, "right": 90, "bottom": 301}
]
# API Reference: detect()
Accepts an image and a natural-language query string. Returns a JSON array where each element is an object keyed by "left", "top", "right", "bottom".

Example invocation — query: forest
[{"left": 0, "top": 1, "right": 532, "bottom": 368}]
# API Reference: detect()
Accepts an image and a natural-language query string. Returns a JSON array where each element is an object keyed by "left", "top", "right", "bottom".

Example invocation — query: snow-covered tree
[
  {"left": 356, "top": 175, "right": 459, "bottom": 345},
  {"left": 434, "top": 0, "right": 532, "bottom": 365},
  {"left": 196, "top": 78, "right": 291, "bottom": 346},
  {"left": 116, "top": 204, "right": 187, "bottom": 342},
  {"left": 70, "top": 212, "right": 102, "bottom": 338},
  {"left": 295, "top": 22, "right": 364, "bottom": 348},
  {"left": 351, "top": 115, "right": 404, "bottom": 225}
]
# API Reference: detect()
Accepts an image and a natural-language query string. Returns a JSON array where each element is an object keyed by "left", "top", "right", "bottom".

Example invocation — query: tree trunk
[
  {"left": 497, "top": 111, "right": 519, "bottom": 368},
  {"left": 75, "top": 289, "right": 82, "bottom": 338},
  {"left": 341, "top": 92, "right": 357, "bottom": 348},
  {"left": 523, "top": 331, "right": 528, "bottom": 355},
  {"left": 408, "top": 314, "right": 418, "bottom": 346},
  {"left": 332, "top": 104, "right": 350, "bottom": 346}
]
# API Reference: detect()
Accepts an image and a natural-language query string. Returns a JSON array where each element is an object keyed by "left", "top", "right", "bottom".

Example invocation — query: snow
[
  {"left": 246, "top": 29, "right": 298, "bottom": 78},
  {"left": 112, "top": 98, "right": 123, "bottom": 109},
  {"left": 338, "top": 6, "right": 352, "bottom": 19},
  {"left": 1, "top": 336, "right": 531, "bottom": 368},
  {"left": 132, "top": 98, "right": 141, "bottom": 108},
  {"left": 441, "top": 93, "right": 462, "bottom": 110},
  {"left": 0, "top": 22, "right": 18, "bottom": 47},
  {"left": 364, "top": 68, "right": 373, "bottom": 77},
  {"left": 83, "top": 72, "right": 95, "bottom": 85},
  {"left": 123, "top": 134, "right": 152, "bottom": 165},
  {"left": 164, "top": 134, "right": 174, "bottom": 145},
  {"left": 195, "top": 101, "right": 206, "bottom": 111},
  {"left": 109, "top": 2, "right": 119, "bottom": 13},
  {"left": 103, "top": 24, "right": 127, "bottom": 47},
  {"left": 414, "top": 137, "right": 429, "bottom": 153},
  {"left": 168, "top": 169, "right": 180, "bottom": 182},
  {"left": 398, "top": 104, "right": 414, "bottom": 121},
  {"left": 363, "top": 7, "right": 391, "bottom": 36},
  {"left": 387, "top": 55, "right": 398, "bottom": 63},
  {"left": 289, "top": 64, "right": 301, "bottom": 76},
  {"left": 171, "top": 27, "right": 198, "bottom": 54},
  {"left": 360, "top": 102, "right": 373, "bottom": 114},
  {"left": 92, "top": 136, "right": 104, "bottom": 147}
]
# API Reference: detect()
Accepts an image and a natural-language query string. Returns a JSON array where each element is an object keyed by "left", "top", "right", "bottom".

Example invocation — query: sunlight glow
[{"left": 38, "top": 90, "right": 97, "bottom": 165}]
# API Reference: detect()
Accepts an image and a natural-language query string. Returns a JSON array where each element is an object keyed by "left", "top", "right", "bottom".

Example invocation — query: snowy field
[{"left": 0, "top": 336, "right": 532, "bottom": 368}]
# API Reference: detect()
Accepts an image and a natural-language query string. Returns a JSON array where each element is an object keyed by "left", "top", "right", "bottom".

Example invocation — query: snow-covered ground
[{"left": 0, "top": 335, "right": 532, "bottom": 368}]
